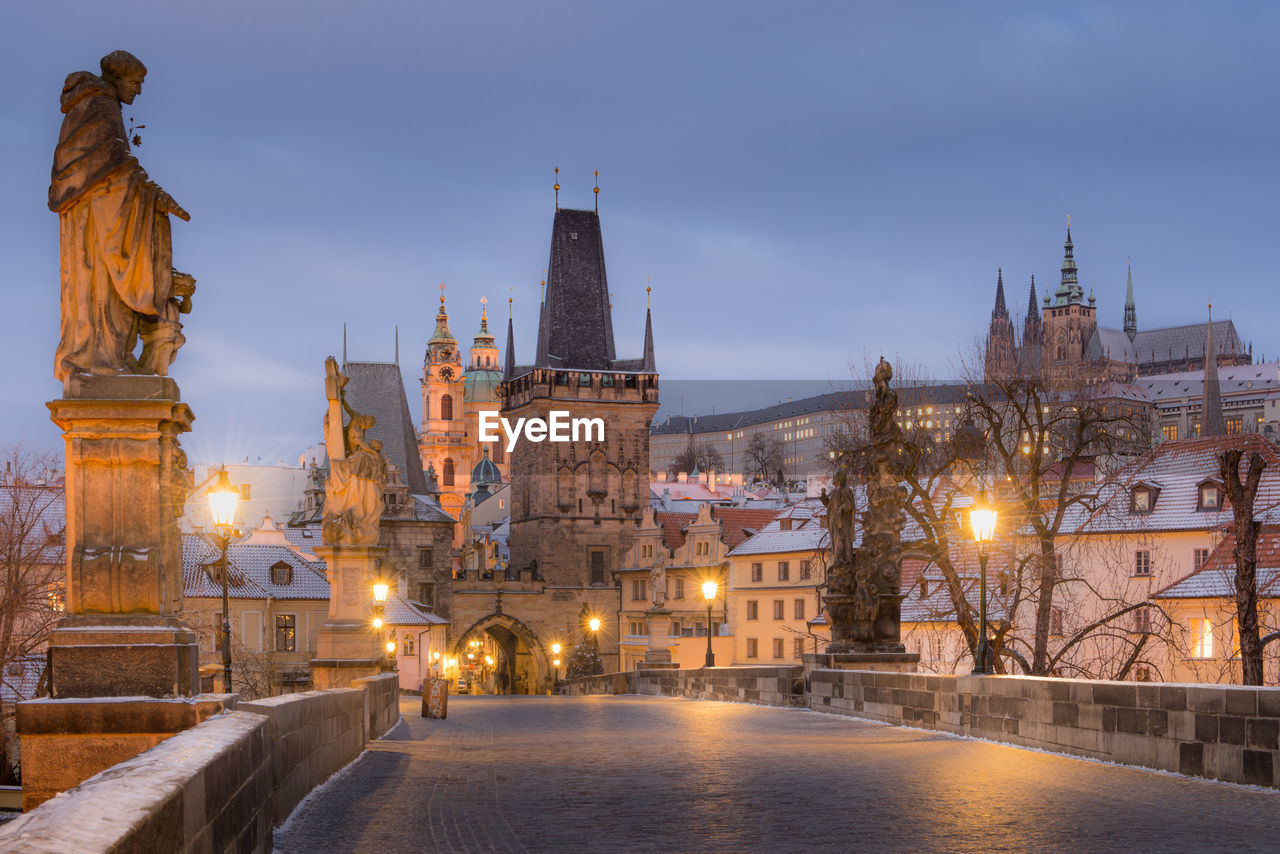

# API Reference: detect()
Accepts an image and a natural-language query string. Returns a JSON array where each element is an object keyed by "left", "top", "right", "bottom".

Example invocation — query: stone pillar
[
  {"left": 311, "top": 544, "right": 386, "bottom": 689},
  {"left": 642, "top": 606, "right": 679, "bottom": 669},
  {"left": 44, "top": 376, "right": 199, "bottom": 698}
]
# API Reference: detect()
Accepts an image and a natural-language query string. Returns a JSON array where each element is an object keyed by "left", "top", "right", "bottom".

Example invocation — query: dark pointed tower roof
[
  {"left": 340, "top": 360, "right": 429, "bottom": 494},
  {"left": 992, "top": 268, "right": 1009, "bottom": 320},
  {"left": 1201, "top": 307, "right": 1226, "bottom": 437},
  {"left": 642, "top": 305, "right": 656, "bottom": 373},
  {"left": 1053, "top": 224, "right": 1083, "bottom": 306},
  {"left": 534, "top": 209, "right": 616, "bottom": 370},
  {"left": 1123, "top": 262, "right": 1137, "bottom": 343},
  {"left": 503, "top": 306, "right": 516, "bottom": 379}
]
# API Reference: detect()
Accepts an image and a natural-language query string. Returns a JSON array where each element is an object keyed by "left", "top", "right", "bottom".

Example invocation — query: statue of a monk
[
  {"left": 321, "top": 357, "right": 387, "bottom": 545},
  {"left": 50, "top": 50, "right": 194, "bottom": 388}
]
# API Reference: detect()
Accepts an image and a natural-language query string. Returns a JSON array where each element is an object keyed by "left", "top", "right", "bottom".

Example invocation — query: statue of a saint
[
  {"left": 51, "top": 50, "right": 194, "bottom": 388},
  {"left": 820, "top": 468, "right": 857, "bottom": 567},
  {"left": 649, "top": 552, "right": 667, "bottom": 608},
  {"left": 321, "top": 357, "right": 387, "bottom": 545}
]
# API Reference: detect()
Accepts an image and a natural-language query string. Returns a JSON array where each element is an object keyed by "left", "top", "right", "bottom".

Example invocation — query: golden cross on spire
[
  {"left": 508, "top": 287, "right": 513, "bottom": 317},
  {"left": 480, "top": 295, "right": 488, "bottom": 321},
  {"left": 647, "top": 276, "right": 652, "bottom": 309},
  {"left": 554, "top": 167, "right": 560, "bottom": 210},
  {"left": 439, "top": 282, "right": 446, "bottom": 308}
]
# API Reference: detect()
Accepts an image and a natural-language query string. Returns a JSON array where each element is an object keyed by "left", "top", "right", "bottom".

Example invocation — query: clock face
[{"left": 439, "top": 367, "right": 455, "bottom": 381}]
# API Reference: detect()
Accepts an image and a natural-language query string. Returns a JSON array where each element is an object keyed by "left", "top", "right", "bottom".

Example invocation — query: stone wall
[
  {"left": 352, "top": 673, "right": 400, "bottom": 740},
  {"left": 808, "top": 670, "right": 1280, "bottom": 789},
  {"left": 0, "top": 711, "right": 273, "bottom": 853},
  {"left": 238, "top": 688, "right": 366, "bottom": 825},
  {"left": 562, "top": 666, "right": 805, "bottom": 707},
  {"left": 1, "top": 678, "right": 403, "bottom": 852}
]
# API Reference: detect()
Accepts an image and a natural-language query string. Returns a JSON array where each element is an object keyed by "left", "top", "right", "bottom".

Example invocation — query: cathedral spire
[
  {"left": 991, "top": 268, "right": 1009, "bottom": 320},
  {"left": 430, "top": 283, "right": 455, "bottom": 344},
  {"left": 1201, "top": 305, "right": 1226, "bottom": 437},
  {"left": 1054, "top": 220, "right": 1081, "bottom": 306},
  {"left": 1123, "top": 261, "right": 1137, "bottom": 342},
  {"left": 1023, "top": 274, "right": 1043, "bottom": 347}
]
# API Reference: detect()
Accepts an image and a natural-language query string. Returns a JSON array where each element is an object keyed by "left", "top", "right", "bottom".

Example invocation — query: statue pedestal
[
  {"left": 803, "top": 651, "right": 920, "bottom": 674},
  {"left": 22, "top": 379, "right": 203, "bottom": 808},
  {"left": 45, "top": 380, "right": 196, "bottom": 697},
  {"left": 311, "top": 544, "right": 386, "bottom": 689},
  {"left": 642, "top": 606, "right": 679, "bottom": 669}
]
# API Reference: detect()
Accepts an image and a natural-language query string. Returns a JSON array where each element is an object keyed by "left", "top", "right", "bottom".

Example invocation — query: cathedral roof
[
  {"left": 340, "top": 361, "right": 429, "bottom": 494},
  {"left": 1130, "top": 320, "right": 1246, "bottom": 366},
  {"left": 1084, "top": 327, "right": 1137, "bottom": 364},
  {"left": 470, "top": 448, "right": 502, "bottom": 488}
]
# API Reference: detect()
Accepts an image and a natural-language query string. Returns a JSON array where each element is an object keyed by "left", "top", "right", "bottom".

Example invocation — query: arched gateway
[{"left": 451, "top": 612, "right": 552, "bottom": 695}]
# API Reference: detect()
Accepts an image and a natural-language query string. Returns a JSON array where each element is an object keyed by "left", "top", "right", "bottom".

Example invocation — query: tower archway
[{"left": 451, "top": 612, "right": 551, "bottom": 694}]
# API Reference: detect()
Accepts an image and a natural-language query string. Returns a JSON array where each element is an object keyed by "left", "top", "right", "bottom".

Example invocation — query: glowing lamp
[
  {"left": 970, "top": 496, "right": 998, "bottom": 546},
  {"left": 371, "top": 617, "right": 383, "bottom": 629},
  {"left": 702, "top": 580, "right": 718, "bottom": 601},
  {"left": 207, "top": 467, "right": 239, "bottom": 530},
  {"left": 553, "top": 658, "right": 562, "bottom": 667},
  {"left": 386, "top": 640, "right": 396, "bottom": 654},
  {"left": 372, "top": 583, "right": 389, "bottom": 603},
  {"left": 551, "top": 642, "right": 562, "bottom": 655},
  {"left": 484, "top": 655, "right": 494, "bottom": 666},
  {"left": 588, "top": 617, "right": 601, "bottom": 633}
]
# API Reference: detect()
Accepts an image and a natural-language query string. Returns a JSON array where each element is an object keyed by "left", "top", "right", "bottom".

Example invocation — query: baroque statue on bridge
[
  {"left": 51, "top": 50, "right": 195, "bottom": 389},
  {"left": 322, "top": 357, "right": 387, "bottom": 546}
]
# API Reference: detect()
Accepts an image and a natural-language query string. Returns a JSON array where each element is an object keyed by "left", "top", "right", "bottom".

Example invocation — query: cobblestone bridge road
[{"left": 275, "top": 695, "right": 1280, "bottom": 853}]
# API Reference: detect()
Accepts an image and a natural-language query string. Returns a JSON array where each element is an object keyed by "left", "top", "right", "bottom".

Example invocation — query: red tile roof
[
  {"left": 654, "top": 511, "right": 697, "bottom": 551},
  {"left": 710, "top": 507, "right": 782, "bottom": 549}
]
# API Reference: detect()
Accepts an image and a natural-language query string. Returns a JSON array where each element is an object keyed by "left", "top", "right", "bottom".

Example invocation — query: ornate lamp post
[
  {"left": 588, "top": 617, "right": 601, "bottom": 674},
  {"left": 207, "top": 467, "right": 240, "bottom": 693},
  {"left": 372, "top": 583, "right": 390, "bottom": 669},
  {"left": 702, "top": 580, "right": 718, "bottom": 667},
  {"left": 969, "top": 491, "right": 998, "bottom": 675}
]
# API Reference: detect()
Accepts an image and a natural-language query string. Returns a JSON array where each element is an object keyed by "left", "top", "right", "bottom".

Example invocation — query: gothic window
[
  {"left": 443, "top": 459, "right": 455, "bottom": 487},
  {"left": 1056, "top": 331, "right": 1067, "bottom": 362},
  {"left": 440, "top": 394, "right": 453, "bottom": 422}
]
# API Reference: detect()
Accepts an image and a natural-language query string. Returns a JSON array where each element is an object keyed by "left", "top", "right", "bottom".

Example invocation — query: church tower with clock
[{"left": 419, "top": 287, "right": 468, "bottom": 519}]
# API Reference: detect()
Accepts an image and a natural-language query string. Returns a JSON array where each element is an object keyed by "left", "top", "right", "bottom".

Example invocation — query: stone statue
[
  {"left": 649, "top": 552, "right": 667, "bottom": 608},
  {"left": 820, "top": 469, "right": 857, "bottom": 567},
  {"left": 321, "top": 357, "right": 387, "bottom": 545},
  {"left": 51, "top": 51, "right": 195, "bottom": 389},
  {"left": 823, "top": 357, "right": 909, "bottom": 653}
]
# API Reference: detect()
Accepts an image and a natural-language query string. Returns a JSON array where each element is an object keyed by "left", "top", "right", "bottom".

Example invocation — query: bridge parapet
[{"left": 561, "top": 666, "right": 804, "bottom": 707}]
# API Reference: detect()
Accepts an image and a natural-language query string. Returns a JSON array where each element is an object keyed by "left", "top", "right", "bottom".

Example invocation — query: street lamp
[
  {"left": 588, "top": 617, "right": 601, "bottom": 674},
  {"left": 969, "top": 491, "right": 998, "bottom": 675},
  {"left": 207, "top": 466, "right": 240, "bottom": 694},
  {"left": 702, "top": 580, "right": 718, "bottom": 668}
]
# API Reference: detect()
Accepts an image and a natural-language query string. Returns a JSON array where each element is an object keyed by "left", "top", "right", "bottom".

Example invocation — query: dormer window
[
  {"left": 1131, "top": 488, "right": 1152, "bottom": 514},
  {"left": 271, "top": 561, "right": 292, "bottom": 585},
  {"left": 1197, "top": 481, "right": 1222, "bottom": 511},
  {"left": 779, "top": 518, "right": 792, "bottom": 532}
]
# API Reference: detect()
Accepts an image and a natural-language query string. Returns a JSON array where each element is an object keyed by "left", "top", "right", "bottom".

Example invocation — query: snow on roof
[
  {"left": 1154, "top": 529, "right": 1280, "bottom": 600},
  {"left": 384, "top": 591, "right": 448, "bottom": 626},
  {"left": 182, "top": 534, "right": 329, "bottom": 600}
]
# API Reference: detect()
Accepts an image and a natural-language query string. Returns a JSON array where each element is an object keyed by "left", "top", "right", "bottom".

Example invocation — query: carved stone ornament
[{"left": 321, "top": 356, "right": 387, "bottom": 545}]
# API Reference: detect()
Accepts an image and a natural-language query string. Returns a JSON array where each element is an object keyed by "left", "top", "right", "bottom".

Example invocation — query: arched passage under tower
[{"left": 451, "top": 613, "right": 552, "bottom": 695}]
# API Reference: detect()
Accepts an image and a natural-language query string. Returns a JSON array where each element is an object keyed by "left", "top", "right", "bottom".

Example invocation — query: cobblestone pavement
[{"left": 274, "top": 695, "right": 1280, "bottom": 853}]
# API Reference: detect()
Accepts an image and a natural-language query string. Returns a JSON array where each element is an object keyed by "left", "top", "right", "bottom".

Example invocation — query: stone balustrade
[
  {"left": 0, "top": 677, "right": 400, "bottom": 853},
  {"left": 562, "top": 666, "right": 805, "bottom": 707}
]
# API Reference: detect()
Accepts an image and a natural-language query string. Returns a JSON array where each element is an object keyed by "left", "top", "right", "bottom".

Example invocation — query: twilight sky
[{"left": 3, "top": 2, "right": 1278, "bottom": 464}]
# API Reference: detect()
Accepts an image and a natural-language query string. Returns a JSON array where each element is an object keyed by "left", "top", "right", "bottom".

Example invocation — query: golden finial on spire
[
  {"left": 594, "top": 169, "right": 599, "bottom": 212},
  {"left": 439, "top": 282, "right": 446, "bottom": 308},
  {"left": 480, "top": 295, "right": 488, "bottom": 322},
  {"left": 554, "top": 167, "right": 560, "bottom": 210},
  {"left": 508, "top": 287, "right": 513, "bottom": 318},
  {"left": 647, "top": 276, "right": 652, "bottom": 309},
  {"left": 609, "top": 290, "right": 614, "bottom": 309}
]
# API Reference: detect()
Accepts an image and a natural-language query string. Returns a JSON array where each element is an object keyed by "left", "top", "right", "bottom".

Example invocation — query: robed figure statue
[
  {"left": 51, "top": 50, "right": 194, "bottom": 388},
  {"left": 322, "top": 357, "right": 387, "bottom": 546}
]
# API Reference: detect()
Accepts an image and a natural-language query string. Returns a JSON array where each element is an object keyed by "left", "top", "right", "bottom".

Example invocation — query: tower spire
[
  {"left": 1023, "top": 274, "right": 1043, "bottom": 347},
  {"left": 1201, "top": 304, "right": 1226, "bottom": 437},
  {"left": 1123, "top": 260, "right": 1137, "bottom": 342},
  {"left": 554, "top": 167, "right": 560, "bottom": 210},
  {"left": 503, "top": 294, "right": 516, "bottom": 379},
  {"left": 1054, "top": 218, "right": 1080, "bottom": 305},
  {"left": 642, "top": 284, "right": 655, "bottom": 373}
]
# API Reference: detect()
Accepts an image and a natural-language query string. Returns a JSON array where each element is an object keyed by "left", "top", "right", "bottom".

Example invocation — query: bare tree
[
  {"left": 1219, "top": 445, "right": 1267, "bottom": 685},
  {"left": 0, "top": 447, "right": 65, "bottom": 783},
  {"left": 744, "top": 434, "right": 784, "bottom": 484},
  {"left": 668, "top": 444, "right": 725, "bottom": 479}
]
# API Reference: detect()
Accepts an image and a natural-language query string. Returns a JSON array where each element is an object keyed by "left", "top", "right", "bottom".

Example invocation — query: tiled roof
[
  {"left": 901, "top": 562, "right": 1010, "bottom": 623},
  {"left": 729, "top": 499, "right": 831, "bottom": 556},
  {"left": 651, "top": 384, "right": 976, "bottom": 436},
  {"left": 1066, "top": 434, "right": 1280, "bottom": 535},
  {"left": 653, "top": 511, "right": 697, "bottom": 551},
  {"left": 712, "top": 507, "right": 783, "bottom": 549},
  {"left": 1154, "top": 529, "right": 1280, "bottom": 600},
  {"left": 341, "top": 361, "right": 428, "bottom": 494},
  {"left": 182, "top": 534, "right": 329, "bottom": 600},
  {"left": 1137, "top": 362, "right": 1280, "bottom": 403},
  {"left": 0, "top": 655, "right": 45, "bottom": 704},
  {"left": 1085, "top": 327, "right": 1137, "bottom": 364},
  {"left": 384, "top": 591, "right": 448, "bottom": 626},
  {"left": 281, "top": 523, "right": 322, "bottom": 558}
]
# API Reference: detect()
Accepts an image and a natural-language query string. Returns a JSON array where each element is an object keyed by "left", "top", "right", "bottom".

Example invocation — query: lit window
[
  {"left": 275, "top": 615, "right": 296, "bottom": 652},
  {"left": 1189, "top": 618, "right": 1214, "bottom": 658},
  {"left": 403, "top": 636, "right": 415, "bottom": 656}
]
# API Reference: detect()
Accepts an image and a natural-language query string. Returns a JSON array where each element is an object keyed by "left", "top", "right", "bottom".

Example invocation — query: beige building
[
  {"left": 615, "top": 504, "right": 777, "bottom": 669},
  {"left": 181, "top": 516, "right": 331, "bottom": 697},
  {"left": 726, "top": 500, "right": 829, "bottom": 665}
]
